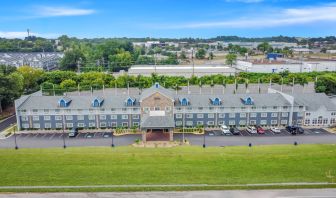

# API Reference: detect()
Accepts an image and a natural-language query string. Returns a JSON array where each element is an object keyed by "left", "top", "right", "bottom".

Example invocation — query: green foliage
[
  {"left": 16, "top": 66, "right": 44, "bottom": 93},
  {"left": 195, "top": 48, "right": 206, "bottom": 59},
  {"left": 225, "top": 53, "right": 237, "bottom": 66},
  {"left": 60, "top": 48, "right": 86, "bottom": 71},
  {"left": 60, "top": 79, "right": 77, "bottom": 89}
]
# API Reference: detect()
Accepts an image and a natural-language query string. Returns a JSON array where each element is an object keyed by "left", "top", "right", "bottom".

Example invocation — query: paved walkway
[{"left": 1, "top": 189, "right": 336, "bottom": 198}]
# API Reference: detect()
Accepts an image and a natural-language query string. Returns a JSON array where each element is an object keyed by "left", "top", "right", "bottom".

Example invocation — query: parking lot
[
  {"left": 206, "top": 128, "right": 332, "bottom": 137},
  {"left": 12, "top": 132, "right": 115, "bottom": 140}
]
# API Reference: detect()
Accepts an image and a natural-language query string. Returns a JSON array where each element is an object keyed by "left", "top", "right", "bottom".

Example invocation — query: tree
[
  {"left": 195, "top": 48, "right": 206, "bottom": 59},
  {"left": 209, "top": 52, "right": 214, "bottom": 60},
  {"left": 225, "top": 54, "right": 237, "bottom": 67},
  {"left": 0, "top": 72, "right": 24, "bottom": 113},
  {"left": 60, "top": 79, "right": 77, "bottom": 90},
  {"left": 60, "top": 48, "right": 86, "bottom": 71},
  {"left": 17, "top": 66, "right": 44, "bottom": 93},
  {"left": 257, "top": 42, "right": 273, "bottom": 54},
  {"left": 109, "top": 51, "right": 133, "bottom": 67},
  {"left": 179, "top": 51, "right": 187, "bottom": 60},
  {"left": 315, "top": 74, "right": 336, "bottom": 94}
]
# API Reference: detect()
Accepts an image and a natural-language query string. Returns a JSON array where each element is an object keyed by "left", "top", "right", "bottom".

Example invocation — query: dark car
[
  {"left": 229, "top": 127, "right": 240, "bottom": 135},
  {"left": 68, "top": 128, "right": 79, "bottom": 137},
  {"left": 286, "top": 126, "right": 304, "bottom": 135},
  {"left": 256, "top": 126, "right": 265, "bottom": 134}
]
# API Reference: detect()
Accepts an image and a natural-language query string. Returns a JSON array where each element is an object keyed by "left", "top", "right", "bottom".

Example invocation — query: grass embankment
[{"left": 0, "top": 145, "right": 335, "bottom": 192}]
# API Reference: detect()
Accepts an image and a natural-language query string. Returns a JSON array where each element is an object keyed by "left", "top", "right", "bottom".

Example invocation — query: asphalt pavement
[{"left": 0, "top": 115, "right": 16, "bottom": 132}]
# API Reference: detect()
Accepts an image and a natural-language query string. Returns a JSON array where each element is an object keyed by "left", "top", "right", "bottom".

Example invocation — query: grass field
[{"left": 0, "top": 145, "right": 336, "bottom": 191}]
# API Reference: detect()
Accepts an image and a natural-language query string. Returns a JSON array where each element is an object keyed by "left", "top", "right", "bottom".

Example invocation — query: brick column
[
  {"left": 169, "top": 129, "right": 173, "bottom": 141},
  {"left": 142, "top": 130, "right": 146, "bottom": 143}
]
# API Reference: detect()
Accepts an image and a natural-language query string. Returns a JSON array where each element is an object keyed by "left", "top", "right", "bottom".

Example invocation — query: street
[{"left": 0, "top": 115, "right": 16, "bottom": 132}]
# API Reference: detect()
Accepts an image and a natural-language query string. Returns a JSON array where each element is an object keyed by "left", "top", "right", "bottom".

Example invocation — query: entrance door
[{"left": 146, "top": 129, "right": 170, "bottom": 141}]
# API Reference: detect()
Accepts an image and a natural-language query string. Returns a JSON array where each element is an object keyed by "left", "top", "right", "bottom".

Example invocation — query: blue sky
[{"left": 1, "top": 0, "right": 336, "bottom": 38}]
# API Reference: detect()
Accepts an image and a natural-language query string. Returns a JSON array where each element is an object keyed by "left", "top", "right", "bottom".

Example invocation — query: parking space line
[
  {"left": 49, "top": 133, "right": 55, "bottom": 140},
  {"left": 268, "top": 130, "right": 275, "bottom": 135}
]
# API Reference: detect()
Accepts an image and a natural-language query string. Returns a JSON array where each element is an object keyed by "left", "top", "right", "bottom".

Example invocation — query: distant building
[{"left": 0, "top": 52, "right": 63, "bottom": 71}]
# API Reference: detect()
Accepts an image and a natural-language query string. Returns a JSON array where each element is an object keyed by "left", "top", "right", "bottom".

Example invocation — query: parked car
[
  {"left": 270, "top": 127, "right": 281, "bottom": 133},
  {"left": 256, "top": 126, "right": 265, "bottom": 134},
  {"left": 286, "top": 126, "right": 304, "bottom": 135},
  {"left": 220, "top": 125, "right": 231, "bottom": 135},
  {"left": 297, "top": 127, "right": 304, "bottom": 134},
  {"left": 246, "top": 126, "right": 257, "bottom": 134},
  {"left": 69, "top": 128, "right": 79, "bottom": 138},
  {"left": 230, "top": 127, "right": 240, "bottom": 135}
]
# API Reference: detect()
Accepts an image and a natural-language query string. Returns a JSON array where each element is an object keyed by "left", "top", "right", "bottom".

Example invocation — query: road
[
  {"left": 1, "top": 189, "right": 336, "bottom": 198},
  {"left": 1, "top": 131, "right": 336, "bottom": 149},
  {"left": 0, "top": 115, "right": 16, "bottom": 132}
]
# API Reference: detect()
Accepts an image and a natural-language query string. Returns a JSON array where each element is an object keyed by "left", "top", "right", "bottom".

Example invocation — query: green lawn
[{"left": 0, "top": 145, "right": 335, "bottom": 190}]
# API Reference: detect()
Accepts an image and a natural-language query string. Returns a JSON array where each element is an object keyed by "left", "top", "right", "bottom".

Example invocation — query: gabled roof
[
  {"left": 292, "top": 93, "right": 336, "bottom": 111},
  {"left": 141, "top": 115, "right": 175, "bottom": 129},
  {"left": 139, "top": 83, "right": 174, "bottom": 102}
]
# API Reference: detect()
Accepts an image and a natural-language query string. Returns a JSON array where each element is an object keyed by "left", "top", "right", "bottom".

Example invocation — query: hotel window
[
  {"left": 55, "top": 109, "right": 60, "bottom": 114},
  {"left": 56, "top": 123, "right": 63, "bottom": 128},
  {"left": 305, "top": 119, "right": 310, "bottom": 125},
  {"left": 323, "top": 118, "right": 328, "bottom": 124},
  {"left": 133, "top": 122, "right": 139, "bottom": 127},
  {"left": 250, "top": 113, "right": 257, "bottom": 118},
  {"left": 306, "top": 112, "right": 311, "bottom": 116},
  {"left": 88, "top": 115, "right": 95, "bottom": 120},
  {"left": 282, "top": 106, "right": 288, "bottom": 110},
  {"left": 154, "top": 106, "right": 160, "bottom": 111},
  {"left": 187, "top": 107, "right": 193, "bottom": 111},
  {"left": 66, "top": 123, "right": 73, "bottom": 128},
  {"left": 66, "top": 109, "right": 71, "bottom": 113},
  {"left": 271, "top": 113, "right": 278, "bottom": 117},
  {"left": 111, "top": 122, "right": 117, "bottom": 128},
  {"left": 78, "top": 123, "right": 85, "bottom": 128},
  {"left": 197, "top": 121, "right": 204, "bottom": 126},
  {"left": 133, "top": 108, "right": 140, "bottom": 112},
  {"left": 122, "top": 115, "right": 129, "bottom": 120},
  {"left": 218, "top": 121, "right": 224, "bottom": 125},
  {"left": 250, "top": 120, "right": 256, "bottom": 125},
  {"left": 207, "top": 121, "right": 215, "bottom": 126},
  {"left": 66, "top": 115, "right": 73, "bottom": 120},
  {"left": 262, "top": 106, "right": 267, "bottom": 110},
  {"left": 21, "top": 116, "right": 28, "bottom": 121},
  {"left": 240, "top": 113, "right": 246, "bottom": 118},
  {"left": 218, "top": 113, "right": 225, "bottom": 118},
  {"left": 175, "top": 121, "right": 182, "bottom": 126},
  {"left": 261, "top": 113, "right": 267, "bottom": 118},
  {"left": 208, "top": 114, "right": 215, "bottom": 119},
  {"left": 186, "top": 114, "right": 193, "bottom": 119},
  {"left": 165, "top": 106, "right": 171, "bottom": 111},
  {"left": 44, "top": 116, "right": 51, "bottom": 121},
  {"left": 143, "top": 107, "right": 150, "bottom": 113},
  {"left": 186, "top": 121, "right": 193, "bottom": 126},
  {"left": 55, "top": 116, "right": 62, "bottom": 121},
  {"left": 77, "top": 115, "right": 84, "bottom": 120},
  {"left": 197, "top": 114, "right": 204, "bottom": 119},
  {"left": 176, "top": 107, "right": 182, "bottom": 111},
  {"left": 89, "top": 123, "right": 96, "bottom": 127},
  {"left": 318, "top": 117, "right": 323, "bottom": 124},
  {"left": 281, "top": 120, "right": 288, "bottom": 125},
  {"left": 273, "top": 106, "right": 278, "bottom": 110},
  {"left": 22, "top": 124, "right": 29, "bottom": 129},
  {"left": 33, "top": 123, "right": 40, "bottom": 128},
  {"left": 32, "top": 109, "right": 38, "bottom": 113},
  {"left": 239, "top": 120, "right": 246, "bottom": 126},
  {"left": 99, "top": 115, "right": 106, "bottom": 120},
  {"left": 132, "top": 114, "right": 140, "bottom": 119},
  {"left": 229, "top": 113, "right": 235, "bottom": 118},
  {"left": 260, "top": 120, "right": 267, "bottom": 125},
  {"left": 122, "top": 108, "right": 127, "bottom": 112},
  {"left": 271, "top": 120, "right": 278, "bottom": 125},
  {"left": 44, "top": 123, "right": 51, "bottom": 129},
  {"left": 282, "top": 112, "right": 289, "bottom": 117},
  {"left": 241, "top": 107, "right": 246, "bottom": 111},
  {"left": 44, "top": 109, "right": 49, "bottom": 114},
  {"left": 111, "top": 108, "right": 116, "bottom": 112},
  {"left": 251, "top": 106, "right": 256, "bottom": 110},
  {"left": 33, "top": 116, "right": 39, "bottom": 121},
  {"left": 100, "top": 122, "right": 107, "bottom": 128},
  {"left": 229, "top": 120, "right": 235, "bottom": 126},
  {"left": 331, "top": 118, "right": 336, "bottom": 124},
  {"left": 111, "top": 115, "right": 117, "bottom": 119},
  {"left": 77, "top": 109, "right": 83, "bottom": 113},
  {"left": 176, "top": 114, "right": 182, "bottom": 119},
  {"left": 198, "top": 107, "right": 203, "bottom": 110},
  {"left": 331, "top": 112, "right": 336, "bottom": 116},
  {"left": 312, "top": 119, "right": 317, "bottom": 125},
  {"left": 100, "top": 108, "right": 105, "bottom": 112},
  {"left": 209, "top": 107, "right": 214, "bottom": 111},
  {"left": 299, "top": 106, "right": 304, "bottom": 110},
  {"left": 297, "top": 112, "right": 303, "bottom": 117}
]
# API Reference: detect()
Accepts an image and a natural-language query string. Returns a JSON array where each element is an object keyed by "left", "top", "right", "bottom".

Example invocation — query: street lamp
[
  {"left": 62, "top": 125, "right": 66, "bottom": 149},
  {"left": 12, "top": 124, "right": 18, "bottom": 150},
  {"left": 203, "top": 130, "right": 206, "bottom": 148},
  {"left": 111, "top": 130, "right": 115, "bottom": 147}
]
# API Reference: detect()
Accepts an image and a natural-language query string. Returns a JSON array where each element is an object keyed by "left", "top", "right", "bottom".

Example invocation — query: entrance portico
[{"left": 141, "top": 115, "right": 175, "bottom": 142}]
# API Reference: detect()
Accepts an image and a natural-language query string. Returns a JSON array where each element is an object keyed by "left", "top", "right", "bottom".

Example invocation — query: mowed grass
[{"left": 0, "top": 145, "right": 336, "bottom": 186}]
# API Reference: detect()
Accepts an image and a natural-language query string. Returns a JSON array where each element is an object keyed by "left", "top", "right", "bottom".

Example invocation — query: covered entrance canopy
[{"left": 141, "top": 115, "right": 175, "bottom": 142}]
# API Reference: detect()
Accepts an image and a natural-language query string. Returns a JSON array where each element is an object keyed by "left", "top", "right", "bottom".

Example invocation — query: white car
[
  {"left": 220, "top": 125, "right": 231, "bottom": 135},
  {"left": 246, "top": 126, "right": 257, "bottom": 134},
  {"left": 271, "top": 127, "right": 281, "bottom": 133}
]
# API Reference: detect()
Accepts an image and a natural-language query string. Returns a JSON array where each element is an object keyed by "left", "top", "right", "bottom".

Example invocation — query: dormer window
[
  {"left": 58, "top": 97, "right": 72, "bottom": 108},
  {"left": 125, "top": 97, "right": 135, "bottom": 106},
  {"left": 241, "top": 96, "right": 254, "bottom": 105},
  {"left": 92, "top": 97, "right": 104, "bottom": 107},
  {"left": 179, "top": 98, "right": 189, "bottom": 106},
  {"left": 210, "top": 97, "right": 221, "bottom": 106}
]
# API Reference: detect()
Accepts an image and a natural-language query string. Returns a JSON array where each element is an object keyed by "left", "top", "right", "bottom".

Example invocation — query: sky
[{"left": 0, "top": 0, "right": 336, "bottom": 39}]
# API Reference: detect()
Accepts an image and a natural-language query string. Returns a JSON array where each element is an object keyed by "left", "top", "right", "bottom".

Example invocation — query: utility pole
[
  {"left": 77, "top": 58, "right": 81, "bottom": 74},
  {"left": 192, "top": 49, "right": 195, "bottom": 76}
]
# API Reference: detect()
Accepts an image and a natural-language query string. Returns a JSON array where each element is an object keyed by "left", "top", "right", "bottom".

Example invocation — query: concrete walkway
[{"left": 1, "top": 189, "right": 336, "bottom": 198}]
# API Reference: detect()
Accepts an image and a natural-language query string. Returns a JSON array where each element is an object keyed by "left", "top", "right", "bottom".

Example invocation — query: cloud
[
  {"left": 33, "top": 6, "right": 95, "bottom": 17},
  {"left": 0, "top": 31, "right": 60, "bottom": 39},
  {"left": 156, "top": 5, "right": 336, "bottom": 29}
]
